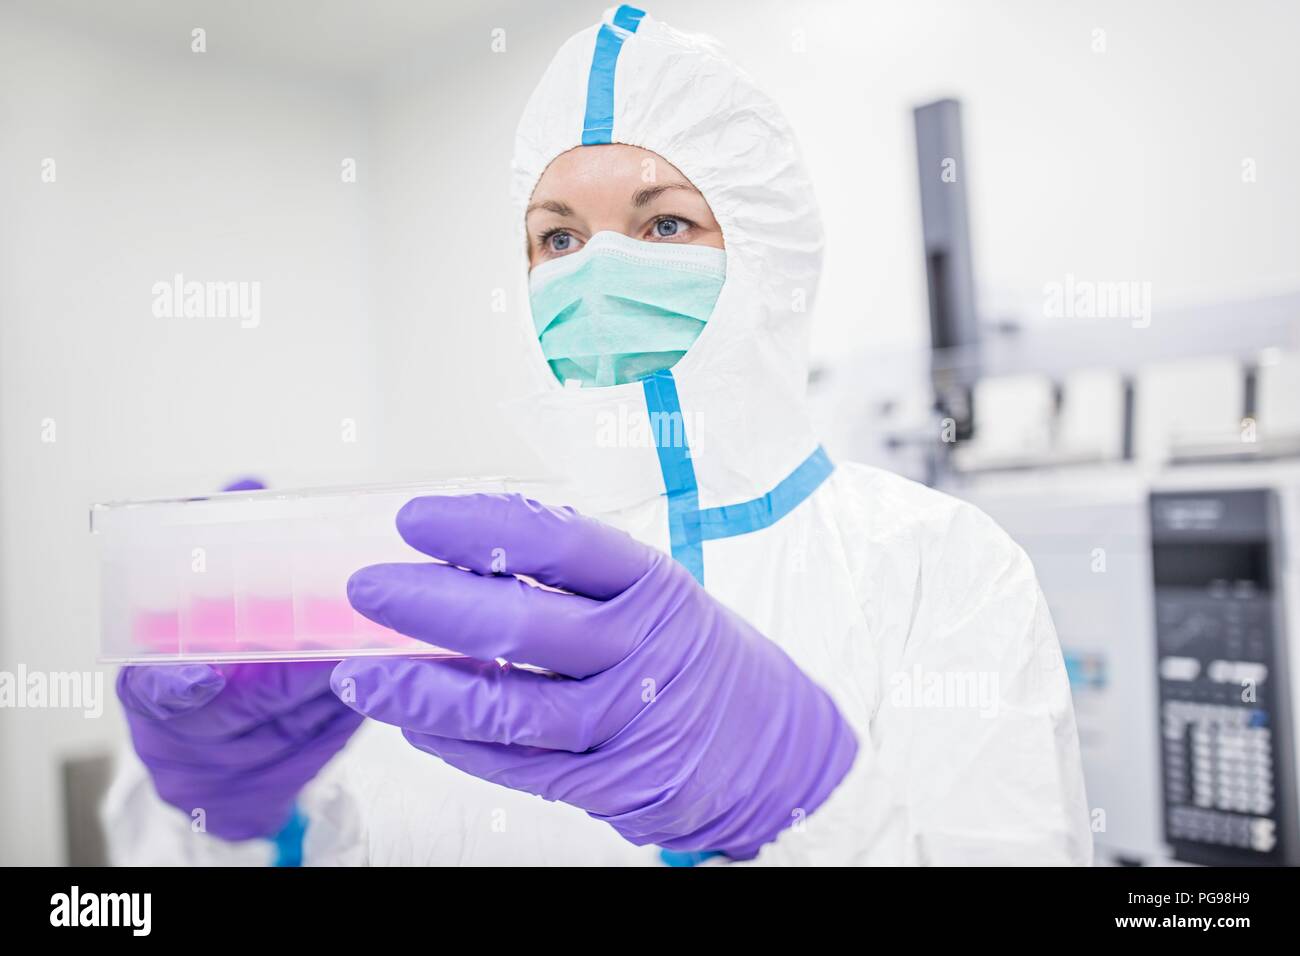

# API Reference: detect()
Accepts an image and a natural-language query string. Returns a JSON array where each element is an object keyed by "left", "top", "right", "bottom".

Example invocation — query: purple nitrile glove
[
  {"left": 115, "top": 478, "right": 364, "bottom": 841},
  {"left": 117, "top": 660, "right": 363, "bottom": 840},
  {"left": 332, "top": 494, "right": 858, "bottom": 859}
]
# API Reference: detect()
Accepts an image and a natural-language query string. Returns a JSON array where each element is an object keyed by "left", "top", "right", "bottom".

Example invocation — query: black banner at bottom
[{"left": 5, "top": 863, "right": 1292, "bottom": 941}]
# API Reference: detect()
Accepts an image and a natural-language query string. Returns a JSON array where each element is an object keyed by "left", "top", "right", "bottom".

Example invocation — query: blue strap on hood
[{"left": 582, "top": 5, "right": 646, "bottom": 145}]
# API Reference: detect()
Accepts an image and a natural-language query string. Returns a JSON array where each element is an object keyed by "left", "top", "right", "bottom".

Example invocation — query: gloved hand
[
  {"left": 117, "top": 660, "right": 363, "bottom": 840},
  {"left": 332, "top": 494, "right": 858, "bottom": 859},
  {"left": 115, "top": 478, "right": 364, "bottom": 841}
]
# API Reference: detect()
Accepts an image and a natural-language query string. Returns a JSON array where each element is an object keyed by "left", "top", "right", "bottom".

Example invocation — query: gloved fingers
[
  {"left": 394, "top": 493, "right": 655, "bottom": 600},
  {"left": 128, "top": 688, "right": 360, "bottom": 764},
  {"left": 128, "top": 661, "right": 346, "bottom": 737},
  {"left": 400, "top": 728, "right": 564, "bottom": 797},
  {"left": 331, "top": 656, "right": 640, "bottom": 752},
  {"left": 347, "top": 561, "right": 637, "bottom": 676},
  {"left": 271, "top": 686, "right": 367, "bottom": 740},
  {"left": 116, "top": 664, "right": 226, "bottom": 720},
  {"left": 214, "top": 659, "right": 346, "bottom": 714}
]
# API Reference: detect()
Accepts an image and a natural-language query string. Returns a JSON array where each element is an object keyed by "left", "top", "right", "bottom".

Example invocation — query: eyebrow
[
  {"left": 524, "top": 181, "right": 700, "bottom": 217},
  {"left": 632, "top": 182, "right": 697, "bottom": 207},
  {"left": 525, "top": 199, "right": 574, "bottom": 217}
]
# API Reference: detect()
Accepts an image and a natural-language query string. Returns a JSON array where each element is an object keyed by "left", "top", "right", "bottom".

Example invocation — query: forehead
[{"left": 531, "top": 144, "right": 691, "bottom": 201}]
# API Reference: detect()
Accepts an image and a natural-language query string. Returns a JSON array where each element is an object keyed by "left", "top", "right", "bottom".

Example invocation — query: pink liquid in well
[
  {"left": 131, "top": 595, "right": 436, "bottom": 657},
  {"left": 244, "top": 597, "right": 294, "bottom": 640},
  {"left": 134, "top": 610, "right": 180, "bottom": 653},
  {"left": 187, "top": 597, "right": 237, "bottom": 651},
  {"left": 301, "top": 596, "right": 355, "bottom": 635}
]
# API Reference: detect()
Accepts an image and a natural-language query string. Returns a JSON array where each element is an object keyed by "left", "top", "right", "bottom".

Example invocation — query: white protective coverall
[{"left": 104, "top": 5, "right": 1094, "bottom": 866}]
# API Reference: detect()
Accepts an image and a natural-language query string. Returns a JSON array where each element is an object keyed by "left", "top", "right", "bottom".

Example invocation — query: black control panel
[{"left": 1150, "top": 489, "right": 1297, "bottom": 865}]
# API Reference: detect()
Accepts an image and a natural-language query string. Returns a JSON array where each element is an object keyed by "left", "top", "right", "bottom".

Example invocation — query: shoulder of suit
[{"left": 824, "top": 461, "right": 1024, "bottom": 561}]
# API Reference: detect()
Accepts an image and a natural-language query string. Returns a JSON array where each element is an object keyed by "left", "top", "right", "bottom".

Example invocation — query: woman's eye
[
  {"left": 546, "top": 231, "right": 576, "bottom": 253},
  {"left": 652, "top": 217, "right": 689, "bottom": 239}
]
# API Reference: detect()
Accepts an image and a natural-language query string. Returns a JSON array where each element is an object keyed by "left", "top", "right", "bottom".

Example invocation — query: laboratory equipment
[
  {"left": 91, "top": 477, "right": 557, "bottom": 664},
  {"left": 956, "top": 463, "right": 1300, "bottom": 865},
  {"left": 1150, "top": 487, "right": 1298, "bottom": 864},
  {"left": 914, "top": 98, "right": 979, "bottom": 449}
]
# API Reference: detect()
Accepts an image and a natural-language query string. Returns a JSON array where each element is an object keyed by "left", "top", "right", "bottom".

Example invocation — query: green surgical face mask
[{"left": 528, "top": 231, "right": 727, "bottom": 388}]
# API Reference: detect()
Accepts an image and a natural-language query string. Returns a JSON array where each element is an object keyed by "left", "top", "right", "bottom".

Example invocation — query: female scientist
[{"left": 108, "top": 6, "right": 1093, "bottom": 866}]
